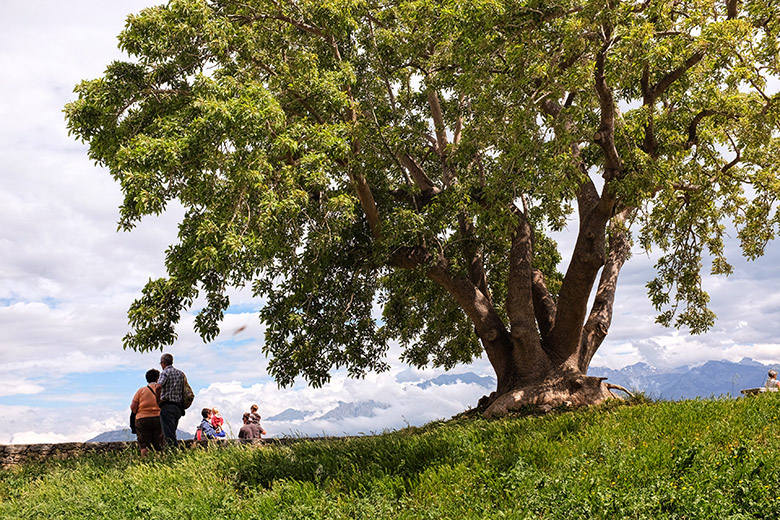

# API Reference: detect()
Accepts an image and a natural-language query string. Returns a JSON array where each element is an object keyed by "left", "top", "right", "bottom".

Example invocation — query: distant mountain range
[
  {"left": 267, "top": 408, "right": 309, "bottom": 422},
  {"left": 318, "top": 400, "right": 391, "bottom": 421},
  {"left": 416, "top": 373, "right": 497, "bottom": 389},
  {"left": 265, "top": 400, "right": 391, "bottom": 423},
  {"left": 589, "top": 357, "right": 774, "bottom": 400}
]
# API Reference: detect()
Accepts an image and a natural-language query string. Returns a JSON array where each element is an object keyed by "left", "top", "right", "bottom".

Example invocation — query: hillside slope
[{"left": 2, "top": 395, "right": 779, "bottom": 518}]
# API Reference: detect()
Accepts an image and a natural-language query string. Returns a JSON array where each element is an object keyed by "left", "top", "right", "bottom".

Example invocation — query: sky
[{"left": 1, "top": 1, "right": 779, "bottom": 445}]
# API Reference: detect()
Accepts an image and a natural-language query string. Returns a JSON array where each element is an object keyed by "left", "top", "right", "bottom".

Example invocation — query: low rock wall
[{"left": 0, "top": 438, "right": 283, "bottom": 469}]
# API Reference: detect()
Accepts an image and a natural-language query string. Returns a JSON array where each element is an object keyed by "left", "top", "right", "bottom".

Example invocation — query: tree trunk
[
  {"left": 479, "top": 334, "right": 618, "bottom": 418},
  {"left": 475, "top": 208, "right": 631, "bottom": 418}
]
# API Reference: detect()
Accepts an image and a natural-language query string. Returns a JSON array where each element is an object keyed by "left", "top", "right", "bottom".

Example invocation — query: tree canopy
[{"left": 66, "top": 0, "right": 780, "bottom": 414}]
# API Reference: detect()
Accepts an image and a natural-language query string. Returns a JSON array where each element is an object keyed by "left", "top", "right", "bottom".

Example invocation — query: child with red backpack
[
  {"left": 196, "top": 408, "right": 218, "bottom": 440},
  {"left": 210, "top": 407, "right": 227, "bottom": 438}
]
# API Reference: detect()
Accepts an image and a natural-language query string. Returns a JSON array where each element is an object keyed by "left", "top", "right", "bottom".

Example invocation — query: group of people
[
  {"left": 130, "top": 353, "right": 190, "bottom": 456},
  {"left": 196, "top": 407, "right": 227, "bottom": 440},
  {"left": 197, "top": 404, "right": 266, "bottom": 440},
  {"left": 130, "top": 353, "right": 267, "bottom": 455},
  {"left": 238, "top": 404, "right": 267, "bottom": 440}
]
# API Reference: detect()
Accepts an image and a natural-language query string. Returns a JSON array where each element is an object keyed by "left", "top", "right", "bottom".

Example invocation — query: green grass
[{"left": 2, "top": 395, "right": 780, "bottom": 519}]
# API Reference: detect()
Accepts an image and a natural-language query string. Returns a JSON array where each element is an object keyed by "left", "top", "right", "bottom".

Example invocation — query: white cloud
[
  {"left": 0, "top": 404, "right": 128, "bottom": 445},
  {"left": 185, "top": 369, "right": 489, "bottom": 438},
  {"left": 0, "top": 348, "right": 130, "bottom": 376},
  {"left": 0, "top": 380, "right": 45, "bottom": 398},
  {"left": 10, "top": 432, "right": 73, "bottom": 445}
]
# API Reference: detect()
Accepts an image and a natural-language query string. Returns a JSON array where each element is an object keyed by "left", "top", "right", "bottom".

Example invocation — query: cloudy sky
[{"left": 1, "top": 1, "right": 779, "bottom": 445}]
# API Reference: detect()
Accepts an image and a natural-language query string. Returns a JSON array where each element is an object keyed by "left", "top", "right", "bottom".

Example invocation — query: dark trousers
[{"left": 159, "top": 403, "right": 182, "bottom": 446}]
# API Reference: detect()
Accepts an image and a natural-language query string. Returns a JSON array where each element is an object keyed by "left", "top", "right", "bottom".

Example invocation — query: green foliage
[
  {"left": 255, "top": 217, "right": 389, "bottom": 387},
  {"left": 4, "top": 396, "right": 780, "bottom": 518},
  {"left": 380, "top": 267, "right": 483, "bottom": 369},
  {"left": 65, "top": 0, "right": 780, "bottom": 385}
]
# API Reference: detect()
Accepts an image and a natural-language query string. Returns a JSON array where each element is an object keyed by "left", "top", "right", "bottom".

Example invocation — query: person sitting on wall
[
  {"left": 248, "top": 403, "right": 262, "bottom": 425},
  {"left": 238, "top": 413, "right": 256, "bottom": 440},
  {"left": 251, "top": 413, "right": 267, "bottom": 438},
  {"left": 197, "top": 408, "right": 218, "bottom": 440},
  {"left": 765, "top": 369, "right": 780, "bottom": 392},
  {"left": 210, "top": 407, "right": 227, "bottom": 438}
]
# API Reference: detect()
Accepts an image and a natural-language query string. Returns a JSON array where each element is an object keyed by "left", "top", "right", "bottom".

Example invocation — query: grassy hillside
[{"left": 2, "top": 395, "right": 779, "bottom": 519}]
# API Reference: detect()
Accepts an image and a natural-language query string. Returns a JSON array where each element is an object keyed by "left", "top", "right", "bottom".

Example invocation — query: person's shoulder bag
[{"left": 130, "top": 385, "right": 156, "bottom": 434}]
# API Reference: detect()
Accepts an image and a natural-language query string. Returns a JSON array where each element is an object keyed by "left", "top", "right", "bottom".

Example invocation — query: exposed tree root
[
  {"left": 482, "top": 374, "right": 626, "bottom": 418},
  {"left": 605, "top": 382, "right": 633, "bottom": 397}
]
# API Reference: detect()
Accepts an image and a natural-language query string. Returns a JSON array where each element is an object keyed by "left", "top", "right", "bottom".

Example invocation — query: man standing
[{"left": 156, "top": 353, "right": 186, "bottom": 446}]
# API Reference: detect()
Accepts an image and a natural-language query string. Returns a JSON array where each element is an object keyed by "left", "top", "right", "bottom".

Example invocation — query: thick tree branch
[
  {"left": 387, "top": 245, "right": 430, "bottom": 270},
  {"left": 420, "top": 254, "right": 519, "bottom": 384},
  {"left": 506, "top": 207, "right": 544, "bottom": 352},
  {"left": 458, "top": 215, "right": 490, "bottom": 302},
  {"left": 426, "top": 88, "right": 456, "bottom": 187},
  {"left": 727, "top": 0, "right": 739, "bottom": 19},
  {"left": 350, "top": 171, "right": 381, "bottom": 238},
  {"left": 540, "top": 96, "right": 562, "bottom": 119},
  {"left": 578, "top": 214, "right": 632, "bottom": 372},
  {"left": 685, "top": 109, "right": 718, "bottom": 148},
  {"left": 649, "top": 51, "right": 704, "bottom": 102},
  {"left": 531, "top": 269, "right": 556, "bottom": 341},
  {"left": 576, "top": 170, "right": 601, "bottom": 221},
  {"left": 548, "top": 192, "right": 616, "bottom": 364},
  {"left": 641, "top": 49, "right": 704, "bottom": 158},
  {"left": 427, "top": 89, "right": 449, "bottom": 155},
  {"left": 593, "top": 35, "right": 621, "bottom": 178},
  {"left": 387, "top": 245, "right": 491, "bottom": 326},
  {"left": 398, "top": 153, "right": 439, "bottom": 194}
]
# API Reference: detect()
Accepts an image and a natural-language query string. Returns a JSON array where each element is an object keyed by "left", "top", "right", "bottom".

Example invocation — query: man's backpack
[
  {"left": 195, "top": 427, "right": 203, "bottom": 441},
  {"left": 182, "top": 376, "right": 195, "bottom": 409}
]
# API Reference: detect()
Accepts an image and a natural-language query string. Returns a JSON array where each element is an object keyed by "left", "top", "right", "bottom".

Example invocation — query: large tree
[{"left": 67, "top": 0, "right": 780, "bottom": 416}]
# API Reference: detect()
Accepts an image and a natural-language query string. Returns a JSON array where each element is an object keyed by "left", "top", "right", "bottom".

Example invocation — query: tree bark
[
  {"left": 578, "top": 216, "right": 632, "bottom": 372},
  {"left": 546, "top": 200, "right": 613, "bottom": 365},
  {"left": 505, "top": 210, "right": 552, "bottom": 386},
  {"left": 531, "top": 269, "right": 556, "bottom": 341},
  {"left": 425, "top": 260, "right": 518, "bottom": 393}
]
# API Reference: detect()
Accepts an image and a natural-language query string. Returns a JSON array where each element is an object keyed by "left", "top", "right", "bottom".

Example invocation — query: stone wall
[{"left": 0, "top": 438, "right": 274, "bottom": 469}]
